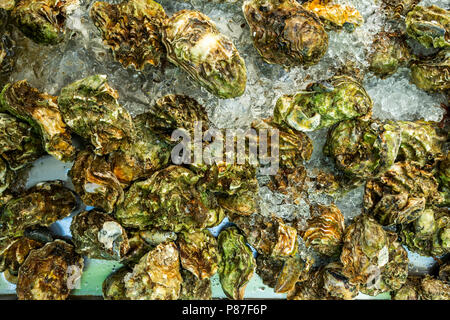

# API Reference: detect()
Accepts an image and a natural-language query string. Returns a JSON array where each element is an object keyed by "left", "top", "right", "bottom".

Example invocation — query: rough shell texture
[
  {"left": 368, "top": 32, "right": 411, "bottom": 79},
  {"left": 301, "top": 204, "right": 345, "bottom": 256},
  {"left": 115, "top": 165, "right": 223, "bottom": 232},
  {"left": 251, "top": 118, "right": 313, "bottom": 167},
  {"left": 58, "top": 74, "right": 134, "bottom": 156},
  {"left": 274, "top": 76, "right": 373, "bottom": 132},
  {"left": 177, "top": 230, "right": 220, "bottom": 280},
  {"left": 124, "top": 241, "right": 182, "bottom": 300},
  {"left": 405, "top": 5, "right": 449, "bottom": 49},
  {"left": 0, "top": 112, "right": 44, "bottom": 170},
  {"left": 359, "top": 231, "right": 408, "bottom": 296},
  {"left": 218, "top": 226, "right": 255, "bottom": 300},
  {"left": 229, "top": 213, "right": 298, "bottom": 257},
  {"left": 396, "top": 120, "right": 445, "bottom": 167},
  {"left": 0, "top": 80, "right": 75, "bottom": 162},
  {"left": 162, "top": 10, "right": 247, "bottom": 99},
  {"left": 0, "top": 237, "right": 43, "bottom": 284},
  {"left": 0, "top": 158, "right": 13, "bottom": 195},
  {"left": 410, "top": 49, "right": 450, "bottom": 93},
  {"left": 90, "top": 0, "right": 167, "bottom": 70},
  {"left": 340, "top": 214, "right": 390, "bottom": 285},
  {"left": 391, "top": 276, "right": 421, "bottom": 300},
  {"left": 420, "top": 275, "right": 450, "bottom": 300},
  {"left": 11, "top": 0, "right": 79, "bottom": 45},
  {"left": 102, "top": 266, "right": 130, "bottom": 300},
  {"left": 364, "top": 161, "right": 442, "bottom": 226},
  {"left": 70, "top": 210, "right": 129, "bottom": 260},
  {"left": 69, "top": 149, "right": 124, "bottom": 213},
  {"left": 179, "top": 269, "right": 212, "bottom": 300},
  {"left": 0, "top": 181, "right": 77, "bottom": 239},
  {"left": 0, "top": 0, "right": 15, "bottom": 10},
  {"left": 380, "top": 0, "right": 420, "bottom": 20},
  {"left": 302, "top": 0, "right": 363, "bottom": 32},
  {"left": 324, "top": 119, "right": 401, "bottom": 179},
  {"left": 400, "top": 206, "right": 450, "bottom": 257},
  {"left": 243, "top": 0, "right": 328, "bottom": 67},
  {"left": 16, "top": 240, "right": 84, "bottom": 300}
]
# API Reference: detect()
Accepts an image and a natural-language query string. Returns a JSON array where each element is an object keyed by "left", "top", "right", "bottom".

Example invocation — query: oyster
[
  {"left": 301, "top": 204, "right": 345, "bottom": 256},
  {"left": 396, "top": 120, "right": 445, "bottom": 167},
  {"left": 0, "top": 237, "right": 44, "bottom": 284},
  {"left": 0, "top": 0, "right": 15, "bottom": 10},
  {"left": 302, "top": 0, "right": 363, "bottom": 32},
  {"left": 0, "top": 80, "right": 75, "bottom": 162},
  {"left": 16, "top": 240, "right": 84, "bottom": 300},
  {"left": 58, "top": 75, "right": 134, "bottom": 156},
  {"left": 400, "top": 206, "right": 450, "bottom": 256},
  {"left": 70, "top": 210, "right": 129, "bottom": 260},
  {"left": 102, "top": 266, "right": 130, "bottom": 300},
  {"left": 405, "top": 5, "right": 450, "bottom": 49},
  {"left": 391, "top": 276, "right": 421, "bottom": 300},
  {"left": 340, "top": 214, "right": 392, "bottom": 285},
  {"left": 359, "top": 231, "right": 409, "bottom": 296},
  {"left": 364, "top": 161, "right": 442, "bottom": 226},
  {"left": 368, "top": 32, "right": 412, "bottom": 79},
  {"left": 242, "top": 0, "right": 328, "bottom": 67},
  {"left": 110, "top": 113, "right": 172, "bottom": 185},
  {"left": 115, "top": 165, "right": 223, "bottom": 232},
  {"left": 251, "top": 118, "right": 313, "bottom": 167},
  {"left": 420, "top": 275, "right": 450, "bottom": 300},
  {"left": 380, "top": 0, "right": 420, "bottom": 20},
  {"left": 229, "top": 213, "right": 298, "bottom": 257},
  {"left": 217, "top": 226, "right": 255, "bottom": 300},
  {"left": 256, "top": 254, "right": 307, "bottom": 293},
  {"left": 145, "top": 94, "right": 209, "bottom": 138},
  {"left": 179, "top": 269, "right": 212, "bottom": 300},
  {"left": 267, "top": 165, "right": 308, "bottom": 201},
  {"left": 69, "top": 149, "right": 124, "bottom": 213},
  {"left": 124, "top": 241, "right": 182, "bottom": 300},
  {"left": 324, "top": 119, "right": 401, "bottom": 179},
  {"left": 0, "top": 158, "right": 13, "bottom": 195},
  {"left": 0, "top": 20, "right": 15, "bottom": 90},
  {"left": 90, "top": 0, "right": 167, "bottom": 70},
  {"left": 177, "top": 230, "right": 220, "bottom": 280},
  {"left": 11, "top": 0, "right": 79, "bottom": 45},
  {"left": 0, "top": 112, "right": 44, "bottom": 170},
  {"left": 321, "top": 262, "right": 359, "bottom": 300},
  {"left": 162, "top": 10, "right": 247, "bottom": 98},
  {"left": 0, "top": 181, "right": 77, "bottom": 239},
  {"left": 274, "top": 76, "right": 373, "bottom": 132},
  {"left": 410, "top": 49, "right": 450, "bottom": 93}
]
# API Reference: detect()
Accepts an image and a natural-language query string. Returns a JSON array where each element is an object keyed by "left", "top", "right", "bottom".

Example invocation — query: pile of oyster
[{"left": 0, "top": 0, "right": 448, "bottom": 300}]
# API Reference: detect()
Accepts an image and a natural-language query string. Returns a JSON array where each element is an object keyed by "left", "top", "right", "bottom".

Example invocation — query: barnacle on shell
[
  {"left": 243, "top": 0, "right": 328, "bottom": 68},
  {"left": 90, "top": 0, "right": 167, "bottom": 70},
  {"left": 162, "top": 10, "right": 247, "bottom": 98}
]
